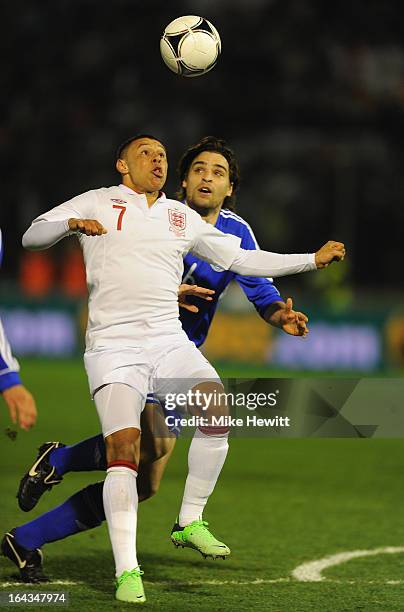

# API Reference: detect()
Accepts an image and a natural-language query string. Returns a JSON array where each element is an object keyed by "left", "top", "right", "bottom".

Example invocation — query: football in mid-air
[{"left": 160, "top": 15, "right": 221, "bottom": 77}]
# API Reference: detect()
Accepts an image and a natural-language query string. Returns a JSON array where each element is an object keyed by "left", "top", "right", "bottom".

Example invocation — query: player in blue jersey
[
  {"left": 2, "top": 137, "right": 313, "bottom": 581},
  {"left": 0, "top": 229, "right": 37, "bottom": 433},
  {"left": 176, "top": 136, "right": 307, "bottom": 346}
]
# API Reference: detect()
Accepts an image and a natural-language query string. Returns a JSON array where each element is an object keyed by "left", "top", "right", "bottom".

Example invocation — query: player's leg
[
  {"left": 138, "top": 440, "right": 176, "bottom": 501},
  {"left": 137, "top": 399, "right": 177, "bottom": 499},
  {"left": 2, "top": 481, "right": 104, "bottom": 583},
  {"left": 155, "top": 339, "right": 230, "bottom": 559},
  {"left": 25, "top": 391, "right": 166, "bottom": 480},
  {"left": 172, "top": 381, "right": 230, "bottom": 559},
  {"left": 178, "top": 381, "right": 229, "bottom": 527},
  {"left": 3, "top": 430, "right": 176, "bottom": 584},
  {"left": 17, "top": 395, "right": 165, "bottom": 512},
  {"left": 102, "top": 395, "right": 176, "bottom": 600},
  {"left": 49, "top": 434, "right": 106, "bottom": 473},
  {"left": 17, "top": 435, "right": 106, "bottom": 511},
  {"left": 95, "top": 383, "right": 145, "bottom": 603}
]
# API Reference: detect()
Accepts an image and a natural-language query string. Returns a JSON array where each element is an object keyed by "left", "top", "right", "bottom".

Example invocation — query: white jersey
[{"left": 30, "top": 185, "right": 241, "bottom": 349}]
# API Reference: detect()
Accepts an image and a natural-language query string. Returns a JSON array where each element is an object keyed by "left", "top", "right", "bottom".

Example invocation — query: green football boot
[
  {"left": 115, "top": 567, "right": 146, "bottom": 604},
  {"left": 171, "top": 519, "right": 230, "bottom": 559}
]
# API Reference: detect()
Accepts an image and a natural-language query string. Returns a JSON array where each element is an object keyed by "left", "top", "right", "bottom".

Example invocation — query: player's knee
[
  {"left": 104, "top": 428, "right": 140, "bottom": 464},
  {"left": 191, "top": 381, "right": 229, "bottom": 421},
  {"left": 106, "top": 443, "right": 137, "bottom": 464}
]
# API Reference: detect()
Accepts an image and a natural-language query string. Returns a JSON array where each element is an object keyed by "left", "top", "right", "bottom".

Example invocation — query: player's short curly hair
[
  {"left": 176, "top": 136, "right": 240, "bottom": 211},
  {"left": 116, "top": 134, "right": 166, "bottom": 161}
]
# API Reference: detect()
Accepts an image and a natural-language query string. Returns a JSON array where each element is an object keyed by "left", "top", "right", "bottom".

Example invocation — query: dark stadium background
[
  {"left": 2, "top": 3, "right": 404, "bottom": 611},
  {"left": 1, "top": 0, "right": 404, "bottom": 373}
]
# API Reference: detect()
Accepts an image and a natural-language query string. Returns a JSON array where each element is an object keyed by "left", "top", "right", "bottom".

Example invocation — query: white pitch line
[
  {"left": 1, "top": 580, "right": 83, "bottom": 588},
  {"left": 144, "top": 578, "right": 290, "bottom": 586},
  {"left": 0, "top": 578, "right": 289, "bottom": 589},
  {"left": 2, "top": 576, "right": 404, "bottom": 589},
  {"left": 5, "top": 553, "right": 404, "bottom": 590},
  {"left": 292, "top": 546, "right": 404, "bottom": 582}
]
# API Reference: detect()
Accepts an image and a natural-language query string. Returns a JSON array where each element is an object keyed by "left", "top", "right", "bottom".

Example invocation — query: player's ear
[
  {"left": 182, "top": 179, "right": 187, "bottom": 188},
  {"left": 116, "top": 158, "right": 128, "bottom": 175},
  {"left": 226, "top": 183, "right": 233, "bottom": 197}
]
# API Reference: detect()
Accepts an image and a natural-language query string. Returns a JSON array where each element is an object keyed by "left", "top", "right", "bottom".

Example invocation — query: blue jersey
[
  {"left": 179, "top": 209, "right": 282, "bottom": 347},
  {"left": 0, "top": 229, "right": 22, "bottom": 392}
]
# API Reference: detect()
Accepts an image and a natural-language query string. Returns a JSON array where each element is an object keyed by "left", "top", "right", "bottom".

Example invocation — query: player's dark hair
[
  {"left": 176, "top": 136, "right": 240, "bottom": 211},
  {"left": 116, "top": 134, "right": 166, "bottom": 160}
]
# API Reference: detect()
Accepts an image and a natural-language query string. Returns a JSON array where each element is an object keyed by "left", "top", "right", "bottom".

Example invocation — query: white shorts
[
  {"left": 84, "top": 332, "right": 220, "bottom": 435},
  {"left": 94, "top": 383, "right": 143, "bottom": 438}
]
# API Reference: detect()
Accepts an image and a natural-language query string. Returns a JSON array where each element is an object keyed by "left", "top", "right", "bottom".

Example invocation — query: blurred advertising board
[
  {"left": 204, "top": 309, "right": 400, "bottom": 374},
  {"left": 1, "top": 295, "right": 403, "bottom": 373},
  {"left": 0, "top": 297, "right": 84, "bottom": 357}
]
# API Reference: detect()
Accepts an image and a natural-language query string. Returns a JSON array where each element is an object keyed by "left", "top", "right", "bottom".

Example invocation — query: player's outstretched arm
[
  {"left": 22, "top": 218, "right": 107, "bottom": 250},
  {"left": 190, "top": 214, "right": 345, "bottom": 278},
  {"left": 228, "top": 241, "right": 346, "bottom": 278}
]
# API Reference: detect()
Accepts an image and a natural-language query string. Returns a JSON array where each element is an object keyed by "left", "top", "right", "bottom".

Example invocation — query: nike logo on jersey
[{"left": 6, "top": 534, "right": 26, "bottom": 569}]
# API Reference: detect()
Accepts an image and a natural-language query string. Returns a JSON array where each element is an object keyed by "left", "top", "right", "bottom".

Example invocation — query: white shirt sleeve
[
  {"left": 22, "top": 219, "right": 72, "bottom": 250},
  {"left": 229, "top": 249, "right": 317, "bottom": 277},
  {"left": 22, "top": 190, "right": 96, "bottom": 250},
  {"left": 189, "top": 211, "right": 316, "bottom": 277},
  {"left": 189, "top": 214, "right": 242, "bottom": 270}
]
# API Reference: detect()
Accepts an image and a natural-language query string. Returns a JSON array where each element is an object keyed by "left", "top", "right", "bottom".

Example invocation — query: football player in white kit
[{"left": 22, "top": 135, "right": 345, "bottom": 604}]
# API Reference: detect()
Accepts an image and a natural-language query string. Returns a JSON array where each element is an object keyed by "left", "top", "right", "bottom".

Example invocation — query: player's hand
[
  {"left": 2, "top": 385, "right": 37, "bottom": 430},
  {"left": 267, "top": 299, "right": 309, "bottom": 336},
  {"left": 178, "top": 284, "right": 215, "bottom": 313},
  {"left": 315, "top": 241, "right": 345, "bottom": 268},
  {"left": 279, "top": 297, "right": 309, "bottom": 337},
  {"left": 68, "top": 218, "right": 107, "bottom": 236}
]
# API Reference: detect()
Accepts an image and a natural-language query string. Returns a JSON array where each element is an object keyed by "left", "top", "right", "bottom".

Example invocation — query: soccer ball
[{"left": 160, "top": 15, "right": 221, "bottom": 77}]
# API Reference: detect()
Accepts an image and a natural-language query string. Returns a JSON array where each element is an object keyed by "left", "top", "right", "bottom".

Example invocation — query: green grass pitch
[{"left": 1, "top": 359, "right": 404, "bottom": 611}]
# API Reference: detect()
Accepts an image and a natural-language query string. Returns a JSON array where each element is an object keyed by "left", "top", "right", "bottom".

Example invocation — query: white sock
[
  {"left": 179, "top": 429, "right": 229, "bottom": 527},
  {"left": 103, "top": 465, "right": 138, "bottom": 577}
]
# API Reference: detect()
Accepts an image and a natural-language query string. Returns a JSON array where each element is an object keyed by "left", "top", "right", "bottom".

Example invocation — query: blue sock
[
  {"left": 49, "top": 435, "right": 106, "bottom": 475},
  {"left": 14, "top": 482, "right": 105, "bottom": 550}
]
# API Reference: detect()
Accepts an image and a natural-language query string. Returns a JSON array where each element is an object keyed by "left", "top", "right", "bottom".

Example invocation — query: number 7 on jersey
[{"left": 112, "top": 205, "right": 126, "bottom": 231}]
